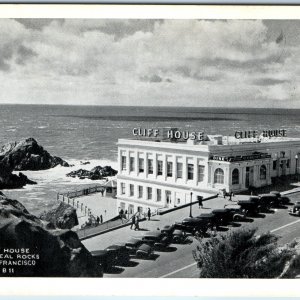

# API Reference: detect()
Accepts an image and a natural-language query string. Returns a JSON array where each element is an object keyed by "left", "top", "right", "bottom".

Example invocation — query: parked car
[
  {"left": 90, "top": 249, "right": 117, "bottom": 271},
  {"left": 256, "top": 194, "right": 276, "bottom": 210},
  {"left": 289, "top": 203, "right": 300, "bottom": 216},
  {"left": 211, "top": 208, "right": 235, "bottom": 226},
  {"left": 142, "top": 230, "right": 171, "bottom": 249},
  {"left": 161, "top": 224, "right": 176, "bottom": 237},
  {"left": 196, "top": 213, "right": 216, "bottom": 229},
  {"left": 105, "top": 244, "right": 130, "bottom": 265},
  {"left": 172, "top": 229, "right": 186, "bottom": 243},
  {"left": 224, "top": 204, "right": 246, "bottom": 221},
  {"left": 270, "top": 191, "right": 291, "bottom": 205},
  {"left": 136, "top": 243, "right": 153, "bottom": 258},
  {"left": 125, "top": 237, "right": 145, "bottom": 254},
  {"left": 175, "top": 217, "right": 210, "bottom": 234},
  {"left": 237, "top": 199, "right": 259, "bottom": 215}
]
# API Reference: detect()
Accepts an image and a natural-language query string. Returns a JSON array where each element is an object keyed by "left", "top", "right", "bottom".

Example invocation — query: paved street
[{"left": 82, "top": 191, "right": 300, "bottom": 278}]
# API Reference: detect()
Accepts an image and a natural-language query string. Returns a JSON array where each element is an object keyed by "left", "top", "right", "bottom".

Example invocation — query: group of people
[
  {"left": 96, "top": 215, "right": 103, "bottom": 225},
  {"left": 129, "top": 208, "right": 152, "bottom": 230}
]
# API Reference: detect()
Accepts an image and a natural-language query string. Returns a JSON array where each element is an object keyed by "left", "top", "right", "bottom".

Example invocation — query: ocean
[{"left": 1, "top": 104, "right": 300, "bottom": 215}]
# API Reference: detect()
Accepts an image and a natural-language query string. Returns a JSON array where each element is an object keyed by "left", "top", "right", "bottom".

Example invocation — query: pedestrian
[
  {"left": 119, "top": 209, "right": 124, "bottom": 223},
  {"left": 96, "top": 216, "right": 100, "bottom": 225},
  {"left": 198, "top": 196, "right": 203, "bottom": 208},
  {"left": 100, "top": 189, "right": 104, "bottom": 196},
  {"left": 131, "top": 214, "right": 136, "bottom": 230},
  {"left": 135, "top": 216, "right": 140, "bottom": 231},
  {"left": 147, "top": 208, "right": 151, "bottom": 220},
  {"left": 100, "top": 214, "right": 103, "bottom": 223},
  {"left": 229, "top": 191, "right": 232, "bottom": 201},
  {"left": 125, "top": 210, "right": 128, "bottom": 219}
]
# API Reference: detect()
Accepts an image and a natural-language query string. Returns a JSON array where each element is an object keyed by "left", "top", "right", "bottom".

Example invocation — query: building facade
[{"left": 116, "top": 136, "right": 300, "bottom": 215}]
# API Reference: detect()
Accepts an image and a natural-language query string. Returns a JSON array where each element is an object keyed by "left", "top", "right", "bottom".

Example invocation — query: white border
[{"left": 1, "top": 4, "right": 300, "bottom": 297}]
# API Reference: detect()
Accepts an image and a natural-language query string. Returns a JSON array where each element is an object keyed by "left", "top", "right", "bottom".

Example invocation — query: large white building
[{"left": 116, "top": 134, "right": 300, "bottom": 215}]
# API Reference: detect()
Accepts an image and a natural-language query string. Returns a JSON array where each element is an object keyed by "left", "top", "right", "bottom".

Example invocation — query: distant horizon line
[{"left": 0, "top": 103, "right": 299, "bottom": 110}]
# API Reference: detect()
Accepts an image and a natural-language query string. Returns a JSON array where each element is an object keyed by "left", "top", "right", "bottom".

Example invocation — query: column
[
  {"left": 145, "top": 152, "right": 149, "bottom": 177},
  {"left": 135, "top": 151, "right": 139, "bottom": 176},
  {"left": 153, "top": 153, "right": 157, "bottom": 179},
  {"left": 126, "top": 151, "right": 130, "bottom": 176},
  {"left": 118, "top": 150, "right": 122, "bottom": 173},
  {"left": 173, "top": 155, "right": 177, "bottom": 183},
  {"left": 163, "top": 154, "right": 167, "bottom": 181},
  {"left": 183, "top": 156, "right": 187, "bottom": 184},
  {"left": 194, "top": 157, "right": 198, "bottom": 186}
]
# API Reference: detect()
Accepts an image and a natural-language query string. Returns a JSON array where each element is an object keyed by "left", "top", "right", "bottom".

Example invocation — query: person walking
[
  {"left": 100, "top": 214, "right": 103, "bottom": 223},
  {"left": 135, "top": 215, "right": 140, "bottom": 231},
  {"left": 96, "top": 216, "right": 100, "bottom": 225},
  {"left": 198, "top": 196, "right": 203, "bottom": 208},
  {"left": 147, "top": 208, "right": 151, "bottom": 220},
  {"left": 131, "top": 214, "right": 136, "bottom": 230},
  {"left": 229, "top": 191, "right": 234, "bottom": 201}
]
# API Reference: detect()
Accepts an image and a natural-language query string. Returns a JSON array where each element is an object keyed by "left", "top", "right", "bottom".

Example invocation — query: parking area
[{"left": 82, "top": 191, "right": 300, "bottom": 278}]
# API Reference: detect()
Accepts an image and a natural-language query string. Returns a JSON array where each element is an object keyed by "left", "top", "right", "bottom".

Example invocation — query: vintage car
[
  {"left": 136, "top": 243, "right": 153, "bottom": 258},
  {"left": 172, "top": 229, "right": 186, "bottom": 243},
  {"left": 211, "top": 208, "right": 235, "bottom": 226},
  {"left": 223, "top": 204, "right": 246, "bottom": 221},
  {"left": 289, "top": 203, "right": 300, "bottom": 216},
  {"left": 175, "top": 217, "right": 209, "bottom": 235},
  {"left": 90, "top": 249, "right": 117, "bottom": 271},
  {"left": 196, "top": 213, "right": 216, "bottom": 229},
  {"left": 161, "top": 224, "right": 176, "bottom": 237},
  {"left": 125, "top": 237, "right": 145, "bottom": 254},
  {"left": 142, "top": 230, "right": 171, "bottom": 248},
  {"left": 270, "top": 191, "right": 291, "bottom": 205},
  {"left": 105, "top": 244, "right": 130, "bottom": 264},
  {"left": 237, "top": 199, "right": 259, "bottom": 215},
  {"left": 256, "top": 194, "right": 276, "bottom": 210}
]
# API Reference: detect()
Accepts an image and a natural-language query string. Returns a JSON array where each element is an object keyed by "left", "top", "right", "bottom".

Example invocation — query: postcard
[{"left": 0, "top": 3, "right": 300, "bottom": 297}]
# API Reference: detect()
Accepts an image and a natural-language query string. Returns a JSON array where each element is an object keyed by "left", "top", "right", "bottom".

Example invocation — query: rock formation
[
  {"left": 40, "top": 202, "right": 79, "bottom": 229},
  {"left": 0, "top": 137, "right": 69, "bottom": 171},
  {"left": 0, "top": 194, "right": 103, "bottom": 277},
  {"left": 66, "top": 165, "right": 117, "bottom": 180}
]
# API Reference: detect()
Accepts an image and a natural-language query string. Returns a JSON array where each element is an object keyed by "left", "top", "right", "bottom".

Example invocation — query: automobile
[
  {"left": 289, "top": 203, "right": 300, "bottom": 216},
  {"left": 211, "top": 208, "right": 235, "bottom": 226},
  {"left": 172, "top": 229, "right": 186, "bottom": 243},
  {"left": 105, "top": 244, "right": 130, "bottom": 265},
  {"left": 224, "top": 204, "right": 246, "bottom": 221},
  {"left": 270, "top": 191, "right": 291, "bottom": 205},
  {"left": 161, "top": 224, "right": 176, "bottom": 237},
  {"left": 125, "top": 237, "right": 145, "bottom": 254},
  {"left": 237, "top": 199, "right": 259, "bottom": 215},
  {"left": 90, "top": 249, "right": 117, "bottom": 271},
  {"left": 196, "top": 213, "right": 217, "bottom": 229},
  {"left": 142, "top": 230, "right": 171, "bottom": 248},
  {"left": 256, "top": 194, "right": 277, "bottom": 210},
  {"left": 136, "top": 243, "right": 153, "bottom": 258},
  {"left": 175, "top": 217, "right": 210, "bottom": 234}
]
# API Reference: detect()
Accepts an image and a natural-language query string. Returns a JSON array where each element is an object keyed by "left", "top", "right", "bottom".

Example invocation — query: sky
[{"left": 0, "top": 18, "right": 300, "bottom": 108}]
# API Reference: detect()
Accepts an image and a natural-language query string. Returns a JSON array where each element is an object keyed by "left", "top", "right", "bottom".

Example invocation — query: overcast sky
[{"left": 0, "top": 19, "right": 299, "bottom": 108}]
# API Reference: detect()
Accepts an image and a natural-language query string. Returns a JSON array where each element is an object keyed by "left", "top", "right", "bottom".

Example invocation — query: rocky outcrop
[
  {"left": 0, "top": 195, "right": 103, "bottom": 277},
  {"left": 66, "top": 165, "right": 117, "bottom": 180},
  {"left": 40, "top": 202, "right": 79, "bottom": 229},
  {"left": 0, "top": 137, "right": 69, "bottom": 171},
  {"left": 0, "top": 161, "right": 36, "bottom": 189}
]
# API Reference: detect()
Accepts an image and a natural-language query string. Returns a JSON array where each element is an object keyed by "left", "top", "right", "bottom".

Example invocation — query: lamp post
[
  {"left": 189, "top": 191, "right": 193, "bottom": 218},
  {"left": 295, "top": 154, "right": 298, "bottom": 180}
]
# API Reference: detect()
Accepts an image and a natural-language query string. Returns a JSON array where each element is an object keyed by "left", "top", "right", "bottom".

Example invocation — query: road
[{"left": 86, "top": 192, "right": 300, "bottom": 278}]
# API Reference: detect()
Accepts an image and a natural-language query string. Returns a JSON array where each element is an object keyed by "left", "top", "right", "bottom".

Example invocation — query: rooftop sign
[{"left": 234, "top": 129, "right": 287, "bottom": 139}]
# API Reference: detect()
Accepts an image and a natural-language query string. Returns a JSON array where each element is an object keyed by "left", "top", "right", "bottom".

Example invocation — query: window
[
  {"left": 147, "top": 187, "right": 152, "bottom": 200},
  {"left": 129, "top": 184, "right": 134, "bottom": 196},
  {"left": 121, "top": 182, "right": 125, "bottom": 195},
  {"left": 232, "top": 168, "right": 239, "bottom": 185},
  {"left": 157, "top": 160, "right": 163, "bottom": 176},
  {"left": 188, "top": 164, "right": 194, "bottom": 180},
  {"left": 287, "top": 159, "right": 290, "bottom": 168},
  {"left": 214, "top": 168, "right": 224, "bottom": 184},
  {"left": 130, "top": 157, "right": 135, "bottom": 172},
  {"left": 198, "top": 165, "right": 205, "bottom": 182},
  {"left": 156, "top": 189, "right": 161, "bottom": 202},
  {"left": 177, "top": 162, "right": 183, "bottom": 179},
  {"left": 148, "top": 159, "right": 153, "bottom": 174},
  {"left": 167, "top": 162, "right": 173, "bottom": 177},
  {"left": 121, "top": 156, "right": 126, "bottom": 171},
  {"left": 139, "top": 158, "right": 144, "bottom": 173},
  {"left": 273, "top": 160, "right": 277, "bottom": 170},
  {"left": 260, "top": 165, "right": 267, "bottom": 180},
  {"left": 138, "top": 185, "right": 143, "bottom": 198}
]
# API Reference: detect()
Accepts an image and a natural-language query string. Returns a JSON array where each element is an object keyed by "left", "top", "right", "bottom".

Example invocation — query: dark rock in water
[
  {"left": 40, "top": 202, "right": 79, "bottom": 229},
  {"left": 0, "top": 195, "right": 103, "bottom": 277},
  {"left": 0, "top": 161, "right": 37, "bottom": 190},
  {"left": 66, "top": 165, "right": 117, "bottom": 180},
  {"left": 0, "top": 137, "right": 69, "bottom": 171},
  {"left": 80, "top": 161, "right": 90, "bottom": 165}
]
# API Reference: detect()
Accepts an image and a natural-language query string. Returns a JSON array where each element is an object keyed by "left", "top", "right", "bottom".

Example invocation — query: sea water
[{"left": 1, "top": 104, "right": 300, "bottom": 215}]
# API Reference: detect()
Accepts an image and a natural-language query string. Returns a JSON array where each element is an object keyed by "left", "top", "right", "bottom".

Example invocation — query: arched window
[
  {"left": 260, "top": 165, "right": 267, "bottom": 180},
  {"left": 214, "top": 168, "right": 224, "bottom": 184},
  {"left": 232, "top": 168, "right": 239, "bottom": 185}
]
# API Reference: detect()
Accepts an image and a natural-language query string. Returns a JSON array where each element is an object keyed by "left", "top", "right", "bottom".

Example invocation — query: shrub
[{"left": 193, "top": 227, "right": 294, "bottom": 278}]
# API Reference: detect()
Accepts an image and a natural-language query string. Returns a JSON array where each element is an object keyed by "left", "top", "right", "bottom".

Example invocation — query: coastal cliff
[
  {"left": 0, "top": 138, "right": 69, "bottom": 189},
  {"left": 0, "top": 192, "right": 103, "bottom": 277}
]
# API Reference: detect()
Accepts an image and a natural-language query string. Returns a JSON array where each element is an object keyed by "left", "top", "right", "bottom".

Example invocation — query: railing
[{"left": 57, "top": 184, "right": 107, "bottom": 200}]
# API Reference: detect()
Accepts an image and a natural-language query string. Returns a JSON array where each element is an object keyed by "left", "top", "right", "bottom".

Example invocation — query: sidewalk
[{"left": 82, "top": 194, "right": 234, "bottom": 252}]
